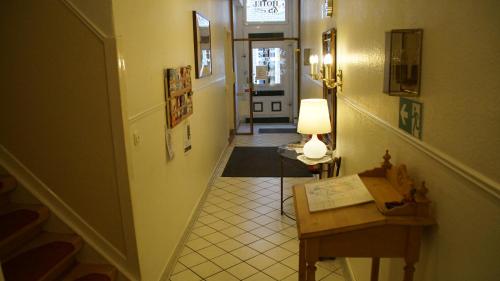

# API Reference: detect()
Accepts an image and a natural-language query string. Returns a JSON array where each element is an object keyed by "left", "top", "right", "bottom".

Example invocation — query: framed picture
[
  {"left": 383, "top": 29, "right": 423, "bottom": 96},
  {"left": 193, "top": 11, "right": 212, "bottom": 79}
]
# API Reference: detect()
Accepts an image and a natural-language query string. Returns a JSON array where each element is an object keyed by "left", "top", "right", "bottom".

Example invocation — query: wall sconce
[{"left": 309, "top": 54, "right": 343, "bottom": 90}]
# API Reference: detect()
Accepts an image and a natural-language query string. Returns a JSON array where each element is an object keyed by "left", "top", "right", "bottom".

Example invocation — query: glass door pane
[{"left": 251, "top": 40, "right": 297, "bottom": 124}]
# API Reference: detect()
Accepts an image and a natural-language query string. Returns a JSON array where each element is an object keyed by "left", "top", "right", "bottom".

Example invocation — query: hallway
[{"left": 169, "top": 133, "right": 345, "bottom": 281}]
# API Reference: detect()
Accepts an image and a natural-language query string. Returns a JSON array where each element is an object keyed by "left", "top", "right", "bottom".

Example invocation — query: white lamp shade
[{"left": 297, "top": 99, "right": 331, "bottom": 134}]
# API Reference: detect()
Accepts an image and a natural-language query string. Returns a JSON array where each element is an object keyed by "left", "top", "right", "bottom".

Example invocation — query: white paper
[
  {"left": 255, "top": 65, "right": 268, "bottom": 80},
  {"left": 305, "top": 174, "right": 374, "bottom": 212}
]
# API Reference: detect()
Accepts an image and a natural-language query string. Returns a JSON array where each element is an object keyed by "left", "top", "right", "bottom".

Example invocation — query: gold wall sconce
[{"left": 309, "top": 54, "right": 343, "bottom": 90}]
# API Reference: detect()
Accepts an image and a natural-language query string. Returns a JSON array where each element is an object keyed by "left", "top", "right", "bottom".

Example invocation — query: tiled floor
[{"left": 170, "top": 131, "right": 345, "bottom": 281}]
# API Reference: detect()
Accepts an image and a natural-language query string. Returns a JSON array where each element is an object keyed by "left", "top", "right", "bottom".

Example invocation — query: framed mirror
[
  {"left": 384, "top": 29, "right": 423, "bottom": 96},
  {"left": 192, "top": 11, "right": 212, "bottom": 79},
  {"left": 322, "top": 28, "right": 337, "bottom": 150}
]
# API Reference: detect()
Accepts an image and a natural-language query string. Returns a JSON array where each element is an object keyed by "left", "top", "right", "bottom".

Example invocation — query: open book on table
[{"left": 305, "top": 174, "right": 374, "bottom": 212}]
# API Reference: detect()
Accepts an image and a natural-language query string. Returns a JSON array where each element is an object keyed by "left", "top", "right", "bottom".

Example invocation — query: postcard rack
[{"left": 164, "top": 66, "right": 193, "bottom": 128}]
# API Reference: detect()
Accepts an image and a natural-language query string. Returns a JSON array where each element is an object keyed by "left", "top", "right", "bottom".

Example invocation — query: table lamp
[{"left": 297, "top": 99, "right": 331, "bottom": 159}]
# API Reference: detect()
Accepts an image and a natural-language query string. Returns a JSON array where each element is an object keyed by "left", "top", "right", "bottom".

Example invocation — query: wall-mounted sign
[
  {"left": 399, "top": 97, "right": 422, "bottom": 139},
  {"left": 246, "top": 0, "right": 286, "bottom": 23}
]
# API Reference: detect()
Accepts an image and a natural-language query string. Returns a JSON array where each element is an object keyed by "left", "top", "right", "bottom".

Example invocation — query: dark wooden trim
[
  {"left": 252, "top": 90, "right": 285, "bottom": 96},
  {"left": 228, "top": 129, "right": 235, "bottom": 143},
  {"left": 248, "top": 32, "right": 285, "bottom": 39},
  {"left": 248, "top": 40, "right": 254, "bottom": 134},
  {"left": 322, "top": 28, "right": 337, "bottom": 150},
  {"left": 233, "top": 37, "right": 299, "bottom": 42},
  {"left": 229, "top": 0, "right": 237, "bottom": 133},
  {"left": 192, "top": 11, "right": 213, "bottom": 79},
  {"left": 297, "top": 0, "right": 302, "bottom": 116}
]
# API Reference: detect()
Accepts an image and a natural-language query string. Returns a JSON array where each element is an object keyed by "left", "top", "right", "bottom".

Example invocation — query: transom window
[{"left": 246, "top": 0, "right": 286, "bottom": 23}]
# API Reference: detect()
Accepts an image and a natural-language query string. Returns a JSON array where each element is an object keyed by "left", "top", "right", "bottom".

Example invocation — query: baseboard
[
  {"left": 159, "top": 142, "right": 231, "bottom": 281},
  {"left": 228, "top": 129, "right": 235, "bottom": 144},
  {"left": 342, "top": 258, "right": 357, "bottom": 281},
  {"left": 0, "top": 145, "right": 138, "bottom": 281}
]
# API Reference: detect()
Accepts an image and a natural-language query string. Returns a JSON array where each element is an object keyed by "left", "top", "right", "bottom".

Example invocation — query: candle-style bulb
[
  {"left": 309, "top": 55, "right": 319, "bottom": 65},
  {"left": 323, "top": 54, "right": 333, "bottom": 65}
]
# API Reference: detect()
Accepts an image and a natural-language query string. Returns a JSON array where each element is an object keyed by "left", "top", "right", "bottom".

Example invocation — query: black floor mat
[
  {"left": 222, "top": 146, "right": 312, "bottom": 177},
  {"left": 258, "top": 128, "right": 297, "bottom": 134}
]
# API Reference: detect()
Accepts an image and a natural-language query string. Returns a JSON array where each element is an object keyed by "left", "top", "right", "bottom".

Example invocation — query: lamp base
[{"left": 303, "top": 134, "right": 327, "bottom": 159}]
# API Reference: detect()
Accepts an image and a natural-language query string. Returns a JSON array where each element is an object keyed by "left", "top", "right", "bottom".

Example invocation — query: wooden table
[{"left": 293, "top": 152, "right": 436, "bottom": 281}]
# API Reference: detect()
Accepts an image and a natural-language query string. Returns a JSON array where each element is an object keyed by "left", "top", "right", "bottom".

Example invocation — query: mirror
[
  {"left": 193, "top": 11, "right": 212, "bottom": 79},
  {"left": 322, "top": 28, "right": 337, "bottom": 150},
  {"left": 384, "top": 29, "right": 423, "bottom": 96}
]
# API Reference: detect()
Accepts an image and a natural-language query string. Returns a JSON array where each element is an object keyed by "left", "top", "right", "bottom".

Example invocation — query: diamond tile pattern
[{"left": 170, "top": 134, "right": 345, "bottom": 280}]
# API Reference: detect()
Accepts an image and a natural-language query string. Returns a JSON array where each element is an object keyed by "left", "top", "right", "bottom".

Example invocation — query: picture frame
[
  {"left": 322, "top": 28, "right": 337, "bottom": 150},
  {"left": 383, "top": 29, "right": 423, "bottom": 96},
  {"left": 192, "top": 11, "right": 212, "bottom": 79}
]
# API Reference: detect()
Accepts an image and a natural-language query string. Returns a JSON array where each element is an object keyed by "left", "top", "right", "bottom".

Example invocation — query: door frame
[{"left": 229, "top": 0, "right": 302, "bottom": 135}]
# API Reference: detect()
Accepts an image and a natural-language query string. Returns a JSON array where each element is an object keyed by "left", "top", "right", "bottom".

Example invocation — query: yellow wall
[
  {"left": 0, "top": 0, "right": 131, "bottom": 259},
  {"left": 112, "top": 0, "right": 230, "bottom": 279},
  {"left": 301, "top": 0, "right": 500, "bottom": 281}
]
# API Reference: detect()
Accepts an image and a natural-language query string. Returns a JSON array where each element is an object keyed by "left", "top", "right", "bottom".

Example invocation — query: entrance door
[
  {"left": 251, "top": 41, "right": 294, "bottom": 123},
  {"left": 233, "top": 39, "right": 297, "bottom": 134}
]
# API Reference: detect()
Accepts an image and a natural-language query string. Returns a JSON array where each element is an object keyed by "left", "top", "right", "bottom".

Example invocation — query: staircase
[{"left": 0, "top": 175, "right": 117, "bottom": 281}]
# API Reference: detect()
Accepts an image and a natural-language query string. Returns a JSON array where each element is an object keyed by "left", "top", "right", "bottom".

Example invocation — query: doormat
[
  {"left": 221, "top": 146, "right": 312, "bottom": 177},
  {"left": 258, "top": 128, "right": 297, "bottom": 134}
]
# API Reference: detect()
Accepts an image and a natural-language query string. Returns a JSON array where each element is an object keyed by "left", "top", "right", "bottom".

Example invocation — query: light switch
[{"left": 133, "top": 131, "right": 142, "bottom": 146}]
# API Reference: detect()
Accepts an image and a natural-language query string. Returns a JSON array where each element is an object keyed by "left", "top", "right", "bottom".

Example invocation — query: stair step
[
  {"left": 0, "top": 205, "right": 50, "bottom": 259},
  {"left": 0, "top": 176, "right": 16, "bottom": 206},
  {"left": 62, "top": 264, "right": 117, "bottom": 281},
  {"left": 2, "top": 232, "right": 83, "bottom": 281}
]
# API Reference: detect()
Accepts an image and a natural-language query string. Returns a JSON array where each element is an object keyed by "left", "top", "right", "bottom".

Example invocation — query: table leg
[
  {"left": 403, "top": 227, "right": 421, "bottom": 281},
  {"left": 370, "top": 257, "right": 380, "bottom": 281},
  {"left": 320, "top": 163, "right": 328, "bottom": 179},
  {"left": 280, "top": 156, "right": 284, "bottom": 215},
  {"left": 305, "top": 239, "right": 319, "bottom": 281},
  {"left": 299, "top": 240, "right": 306, "bottom": 281},
  {"left": 403, "top": 262, "right": 416, "bottom": 281}
]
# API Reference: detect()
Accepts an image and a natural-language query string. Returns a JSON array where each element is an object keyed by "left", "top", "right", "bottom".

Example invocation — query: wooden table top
[{"left": 293, "top": 176, "right": 435, "bottom": 239}]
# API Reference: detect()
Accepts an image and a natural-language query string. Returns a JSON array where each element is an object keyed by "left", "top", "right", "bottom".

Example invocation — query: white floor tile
[
  {"left": 263, "top": 263, "right": 296, "bottom": 280},
  {"left": 246, "top": 254, "right": 277, "bottom": 270},
  {"left": 263, "top": 246, "right": 294, "bottom": 261},
  {"left": 243, "top": 272, "right": 276, "bottom": 281},
  {"left": 197, "top": 245, "right": 226, "bottom": 259},
  {"left": 226, "top": 262, "right": 259, "bottom": 280},
  {"left": 178, "top": 252, "right": 207, "bottom": 268},
  {"left": 169, "top": 133, "right": 345, "bottom": 281},
  {"left": 206, "top": 271, "right": 239, "bottom": 281},
  {"left": 191, "top": 261, "right": 222, "bottom": 279},
  {"left": 212, "top": 253, "right": 242, "bottom": 269},
  {"left": 170, "top": 269, "right": 202, "bottom": 281},
  {"left": 230, "top": 246, "right": 260, "bottom": 261},
  {"left": 248, "top": 240, "right": 276, "bottom": 253}
]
